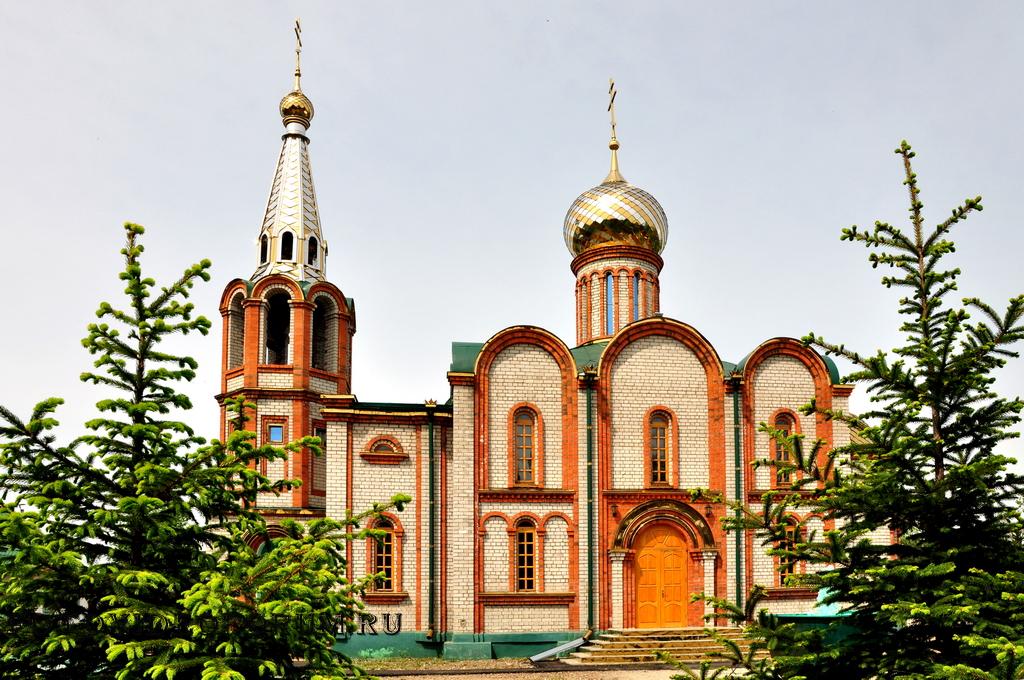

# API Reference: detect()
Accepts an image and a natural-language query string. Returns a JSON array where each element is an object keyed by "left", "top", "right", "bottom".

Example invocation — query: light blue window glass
[
  {"left": 605, "top": 273, "right": 614, "bottom": 335},
  {"left": 633, "top": 273, "right": 640, "bottom": 321}
]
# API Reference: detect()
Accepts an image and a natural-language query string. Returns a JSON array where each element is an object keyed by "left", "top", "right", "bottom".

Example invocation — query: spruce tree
[
  {"left": 716, "top": 142, "right": 1024, "bottom": 679},
  {"left": 0, "top": 223, "right": 403, "bottom": 679}
]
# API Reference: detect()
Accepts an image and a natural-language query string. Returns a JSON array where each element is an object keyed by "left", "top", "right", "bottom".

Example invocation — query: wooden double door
[{"left": 635, "top": 522, "right": 688, "bottom": 628}]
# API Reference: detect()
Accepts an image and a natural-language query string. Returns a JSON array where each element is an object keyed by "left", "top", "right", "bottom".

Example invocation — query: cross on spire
[
  {"left": 293, "top": 18, "right": 303, "bottom": 91},
  {"left": 604, "top": 78, "right": 625, "bottom": 183}
]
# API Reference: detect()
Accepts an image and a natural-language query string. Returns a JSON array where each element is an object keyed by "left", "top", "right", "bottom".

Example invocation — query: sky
[{"left": 0, "top": 2, "right": 1021, "bottom": 472}]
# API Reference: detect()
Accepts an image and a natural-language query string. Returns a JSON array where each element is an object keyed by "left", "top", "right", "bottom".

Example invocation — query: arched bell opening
[
  {"left": 226, "top": 291, "right": 246, "bottom": 369},
  {"left": 310, "top": 295, "right": 338, "bottom": 372},
  {"left": 264, "top": 292, "right": 292, "bottom": 365}
]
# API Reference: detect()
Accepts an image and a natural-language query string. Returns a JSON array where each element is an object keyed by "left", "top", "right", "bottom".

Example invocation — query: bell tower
[{"left": 218, "top": 22, "right": 354, "bottom": 511}]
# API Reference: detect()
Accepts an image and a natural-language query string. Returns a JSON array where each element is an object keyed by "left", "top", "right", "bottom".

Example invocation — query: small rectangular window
[
  {"left": 268, "top": 424, "right": 284, "bottom": 443},
  {"left": 605, "top": 273, "right": 614, "bottom": 335}
]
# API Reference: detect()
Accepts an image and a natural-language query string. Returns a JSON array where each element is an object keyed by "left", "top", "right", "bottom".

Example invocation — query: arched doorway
[{"left": 634, "top": 521, "right": 687, "bottom": 628}]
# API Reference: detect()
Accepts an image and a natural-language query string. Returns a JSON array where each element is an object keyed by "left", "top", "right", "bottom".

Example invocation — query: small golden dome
[
  {"left": 280, "top": 90, "right": 314, "bottom": 128},
  {"left": 564, "top": 179, "right": 668, "bottom": 256}
]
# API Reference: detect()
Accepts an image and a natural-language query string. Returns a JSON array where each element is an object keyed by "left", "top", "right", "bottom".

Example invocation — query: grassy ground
[{"left": 358, "top": 657, "right": 531, "bottom": 672}]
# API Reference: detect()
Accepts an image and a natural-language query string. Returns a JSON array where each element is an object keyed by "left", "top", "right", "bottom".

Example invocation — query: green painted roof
[
  {"left": 450, "top": 342, "right": 484, "bottom": 372},
  {"left": 570, "top": 341, "right": 608, "bottom": 371}
]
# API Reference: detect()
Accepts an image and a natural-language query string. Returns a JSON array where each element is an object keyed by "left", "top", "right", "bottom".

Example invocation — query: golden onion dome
[
  {"left": 563, "top": 141, "right": 668, "bottom": 255},
  {"left": 280, "top": 90, "right": 314, "bottom": 128}
]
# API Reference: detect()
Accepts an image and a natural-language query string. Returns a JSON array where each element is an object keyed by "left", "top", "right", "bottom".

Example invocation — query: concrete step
[{"left": 560, "top": 627, "right": 763, "bottom": 666}]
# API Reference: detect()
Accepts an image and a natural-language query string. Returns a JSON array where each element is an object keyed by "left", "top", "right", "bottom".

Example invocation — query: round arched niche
[{"left": 613, "top": 499, "right": 716, "bottom": 550}]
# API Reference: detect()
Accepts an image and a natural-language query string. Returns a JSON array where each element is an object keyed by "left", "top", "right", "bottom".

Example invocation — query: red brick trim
[
  {"left": 765, "top": 587, "right": 818, "bottom": 600},
  {"left": 478, "top": 592, "right": 575, "bottom": 605},
  {"left": 250, "top": 275, "right": 303, "bottom": 302},
  {"left": 479, "top": 489, "right": 575, "bottom": 504},
  {"left": 569, "top": 244, "right": 664, "bottom": 276}
]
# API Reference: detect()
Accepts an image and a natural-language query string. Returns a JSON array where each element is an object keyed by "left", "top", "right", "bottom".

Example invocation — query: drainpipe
[
  {"left": 731, "top": 382, "right": 744, "bottom": 609},
  {"left": 583, "top": 370, "right": 596, "bottom": 630},
  {"left": 426, "top": 401, "right": 437, "bottom": 640}
]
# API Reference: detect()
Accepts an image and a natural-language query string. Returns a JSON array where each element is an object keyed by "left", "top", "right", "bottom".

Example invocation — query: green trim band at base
[{"left": 335, "top": 630, "right": 584, "bottom": 660}]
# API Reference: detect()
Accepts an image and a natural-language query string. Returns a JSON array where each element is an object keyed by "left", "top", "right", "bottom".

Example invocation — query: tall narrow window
[
  {"left": 581, "top": 281, "right": 589, "bottom": 341},
  {"left": 649, "top": 412, "right": 669, "bottom": 485},
  {"left": 280, "top": 231, "right": 294, "bottom": 261},
  {"left": 779, "top": 520, "right": 801, "bottom": 583},
  {"left": 774, "top": 413, "right": 795, "bottom": 485},
  {"left": 372, "top": 519, "right": 394, "bottom": 591},
  {"left": 307, "top": 236, "right": 318, "bottom": 266},
  {"left": 605, "top": 273, "right": 614, "bottom": 335},
  {"left": 260, "top": 235, "right": 269, "bottom": 263},
  {"left": 514, "top": 410, "right": 535, "bottom": 484},
  {"left": 632, "top": 273, "right": 640, "bottom": 321},
  {"left": 515, "top": 521, "right": 536, "bottom": 591}
]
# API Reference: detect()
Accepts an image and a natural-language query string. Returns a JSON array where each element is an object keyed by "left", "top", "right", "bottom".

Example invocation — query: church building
[{"left": 216, "top": 46, "right": 852, "bottom": 659}]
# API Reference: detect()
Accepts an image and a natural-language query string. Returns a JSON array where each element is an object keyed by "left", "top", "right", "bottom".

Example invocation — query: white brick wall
[
  {"left": 544, "top": 516, "right": 570, "bottom": 591},
  {"left": 482, "top": 516, "right": 509, "bottom": 591},
  {"left": 609, "top": 335, "right": 709, "bottom": 489},
  {"left": 486, "top": 344, "right": 563, "bottom": 489},
  {"left": 310, "top": 375, "right": 338, "bottom": 394},
  {"left": 483, "top": 605, "right": 568, "bottom": 632},
  {"left": 258, "top": 371, "right": 294, "bottom": 389},
  {"left": 226, "top": 375, "right": 244, "bottom": 391}
]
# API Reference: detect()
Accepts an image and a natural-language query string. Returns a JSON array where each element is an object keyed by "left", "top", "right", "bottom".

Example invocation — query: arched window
[
  {"left": 260, "top": 235, "right": 269, "bottom": 263},
  {"left": 648, "top": 412, "right": 670, "bottom": 485},
  {"left": 515, "top": 520, "right": 536, "bottom": 592},
  {"left": 265, "top": 292, "right": 291, "bottom": 364},
  {"left": 372, "top": 518, "right": 395, "bottom": 591},
  {"left": 605, "top": 272, "right": 614, "bottom": 335},
  {"left": 774, "top": 413, "right": 796, "bottom": 485},
  {"left": 307, "top": 236, "right": 318, "bottom": 266},
  {"left": 514, "top": 410, "right": 536, "bottom": 485},
  {"left": 311, "top": 296, "right": 337, "bottom": 372},
  {"left": 280, "top": 231, "right": 294, "bottom": 261},
  {"left": 632, "top": 272, "right": 641, "bottom": 321},
  {"left": 373, "top": 440, "right": 395, "bottom": 452}
]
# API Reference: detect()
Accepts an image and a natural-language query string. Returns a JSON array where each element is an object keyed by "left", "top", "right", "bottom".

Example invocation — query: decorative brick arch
[
  {"left": 218, "top": 278, "right": 250, "bottom": 313},
  {"left": 250, "top": 274, "right": 303, "bottom": 301},
  {"left": 595, "top": 316, "right": 727, "bottom": 629},
  {"left": 471, "top": 325, "right": 579, "bottom": 632}
]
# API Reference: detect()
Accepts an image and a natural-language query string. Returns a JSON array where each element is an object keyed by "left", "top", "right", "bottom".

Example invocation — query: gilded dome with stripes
[{"left": 563, "top": 179, "right": 668, "bottom": 256}]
